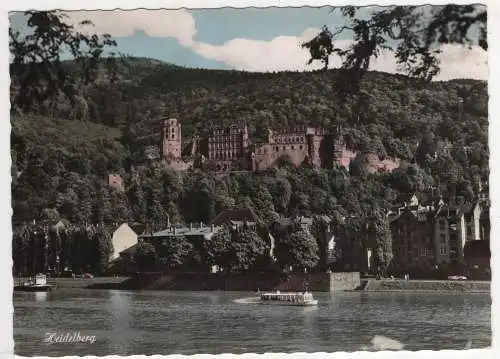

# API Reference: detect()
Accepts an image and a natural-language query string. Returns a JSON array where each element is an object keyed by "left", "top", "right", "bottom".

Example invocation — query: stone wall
[
  {"left": 252, "top": 143, "right": 309, "bottom": 170},
  {"left": 99, "top": 272, "right": 362, "bottom": 291},
  {"left": 330, "top": 272, "right": 361, "bottom": 291},
  {"left": 364, "top": 279, "right": 490, "bottom": 292}
]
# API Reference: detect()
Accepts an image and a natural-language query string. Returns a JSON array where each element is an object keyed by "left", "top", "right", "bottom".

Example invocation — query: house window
[{"left": 283, "top": 146, "right": 286, "bottom": 151}]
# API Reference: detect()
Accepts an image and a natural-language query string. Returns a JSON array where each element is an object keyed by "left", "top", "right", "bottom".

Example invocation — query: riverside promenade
[
  {"left": 13, "top": 275, "right": 491, "bottom": 293},
  {"left": 360, "top": 278, "right": 490, "bottom": 293},
  {"left": 14, "top": 276, "right": 129, "bottom": 289}
]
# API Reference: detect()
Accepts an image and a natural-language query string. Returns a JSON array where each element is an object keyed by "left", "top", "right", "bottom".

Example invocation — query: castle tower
[
  {"left": 161, "top": 118, "right": 182, "bottom": 159},
  {"left": 305, "top": 127, "right": 324, "bottom": 168}
]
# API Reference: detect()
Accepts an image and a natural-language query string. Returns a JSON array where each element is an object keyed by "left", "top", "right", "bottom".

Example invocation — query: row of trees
[
  {"left": 12, "top": 222, "right": 113, "bottom": 276},
  {"left": 133, "top": 214, "right": 393, "bottom": 276}
]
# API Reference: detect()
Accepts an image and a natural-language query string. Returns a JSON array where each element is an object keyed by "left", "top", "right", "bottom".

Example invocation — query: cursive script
[{"left": 43, "top": 332, "right": 96, "bottom": 345}]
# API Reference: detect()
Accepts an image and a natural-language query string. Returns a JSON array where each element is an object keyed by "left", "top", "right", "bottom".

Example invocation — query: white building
[{"left": 110, "top": 223, "right": 139, "bottom": 261}]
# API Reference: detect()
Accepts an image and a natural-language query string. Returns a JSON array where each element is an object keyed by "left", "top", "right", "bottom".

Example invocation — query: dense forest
[{"left": 11, "top": 57, "right": 489, "bottom": 228}]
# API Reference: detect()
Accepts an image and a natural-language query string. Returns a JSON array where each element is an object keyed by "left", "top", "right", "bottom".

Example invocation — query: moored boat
[
  {"left": 259, "top": 290, "right": 318, "bottom": 306},
  {"left": 14, "top": 274, "right": 53, "bottom": 292}
]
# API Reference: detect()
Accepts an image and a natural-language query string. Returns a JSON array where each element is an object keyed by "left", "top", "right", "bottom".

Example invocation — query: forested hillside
[{"left": 11, "top": 58, "right": 489, "bottom": 227}]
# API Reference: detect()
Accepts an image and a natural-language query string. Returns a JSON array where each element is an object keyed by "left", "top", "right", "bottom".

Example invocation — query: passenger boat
[
  {"left": 259, "top": 290, "right": 318, "bottom": 306},
  {"left": 14, "top": 274, "right": 53, "bottom": 292}
]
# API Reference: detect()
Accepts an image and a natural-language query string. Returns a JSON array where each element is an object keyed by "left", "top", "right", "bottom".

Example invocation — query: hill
[{"left": 10, "top": 57, "right": 489, "bottom": 226}]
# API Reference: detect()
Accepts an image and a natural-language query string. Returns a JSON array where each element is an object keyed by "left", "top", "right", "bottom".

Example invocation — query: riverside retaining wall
[
  {"left": 330, "top": 272, "right": 361, "bottom": 291},
  {"left": 88, "top": 272, "right": 361, "bottom": 292},
  {"left": 364, "top": 279, "right": 490, "bottom": 293}
]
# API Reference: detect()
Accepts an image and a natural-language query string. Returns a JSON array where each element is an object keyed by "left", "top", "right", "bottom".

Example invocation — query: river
[{"left": 14, "top": 289, "right": 491, "bottom": 356}]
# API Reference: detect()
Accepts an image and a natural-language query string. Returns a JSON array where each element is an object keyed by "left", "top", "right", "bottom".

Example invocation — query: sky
[{"left": 9, "top": 6, "right": 488, "bottom": 81}]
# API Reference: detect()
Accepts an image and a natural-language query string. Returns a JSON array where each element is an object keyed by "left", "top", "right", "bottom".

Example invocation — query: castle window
[
  {"left": 171, "top": 134, "right": 175, "bottom": 139},
  {"left": 291, "top": 145, "right": 295, "bottom": 150},
  {"left": 283, "top": 146, "right": 286, "bottom": 151},
  {"left": 276, "top": 146, "right": 279, "bottom": 152},
  {"left": 299, "top": 145, "right": 303, "bottom": 150}
]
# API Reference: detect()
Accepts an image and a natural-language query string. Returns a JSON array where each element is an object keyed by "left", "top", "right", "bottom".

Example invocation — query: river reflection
[{"left": 14, "top": 290, "right": 491, "bottom": 356}]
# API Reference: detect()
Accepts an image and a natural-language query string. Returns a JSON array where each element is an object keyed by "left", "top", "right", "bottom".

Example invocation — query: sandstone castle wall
[{"left": 157, "top": 118, "right": 400, "bottom": 173}]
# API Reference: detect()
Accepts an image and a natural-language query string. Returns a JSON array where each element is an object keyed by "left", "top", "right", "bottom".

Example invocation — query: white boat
[
  {"left": 15, "top": 274, "right": 52, "bottom": 292},
  {"left": 259, "top": 290, "right": 318, "bottom": 306}
]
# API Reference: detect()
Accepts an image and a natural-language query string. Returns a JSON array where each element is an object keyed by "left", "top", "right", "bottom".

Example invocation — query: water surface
[{"left": 14, "top": 289, "right": 491, "bottom": 355}]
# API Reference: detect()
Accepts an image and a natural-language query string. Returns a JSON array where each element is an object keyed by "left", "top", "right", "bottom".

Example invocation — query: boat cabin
[{"left": 260, "top": 292, "right": 313, "bottom": 303}]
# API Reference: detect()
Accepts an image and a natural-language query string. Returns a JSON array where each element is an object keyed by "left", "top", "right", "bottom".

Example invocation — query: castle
[{"left": 155, "top": 118, "right": 400, "bottom": 173}]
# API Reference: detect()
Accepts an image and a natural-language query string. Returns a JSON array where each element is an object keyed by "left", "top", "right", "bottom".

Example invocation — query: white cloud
[
  {"left": 192, "top": 32, "right": 487, "bottom": 81},
  {"left": 433, "top": 44, "right": 488, "bottom": 81},
  {"left": 60, "top": 9, "right": 488, "bottom": 81},
  {"left": 191, "top": 28, "right": 330, "bottom": 72},
  {"left": 65, "top": 9, "right": 196, "bottom": 46}
]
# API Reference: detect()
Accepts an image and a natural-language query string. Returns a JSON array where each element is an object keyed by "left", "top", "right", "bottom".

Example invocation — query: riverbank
[
  {"left": 14, "top": 277, "right": 129, "bottom": 289},
  {"left": 87, "top": 272, "right": 360, "bottom": 292},
  {"left": 13, "top": 275, "right": 490, "bottom": 293},
  {"left": 360, "top": 279, "right": 490, "bottom": 293}
]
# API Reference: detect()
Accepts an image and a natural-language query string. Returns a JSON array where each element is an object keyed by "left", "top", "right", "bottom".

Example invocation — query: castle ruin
[{"left": 158, "top": 118, "right": 400, "bottom": 173}]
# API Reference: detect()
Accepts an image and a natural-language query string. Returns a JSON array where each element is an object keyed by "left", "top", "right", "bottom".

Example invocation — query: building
[
  {"left": 200, "top": 125, "right": 250, "bottom": 171},
  {"left": 139, "top": 223, "right": 222, "bottom": 271},
  {"left": 210, "top": 207, "right": 260, "bottom": 228},
  {"left": 154, "top": 117, "right": 400, "bottom": 173},
  {"left": 161, "top": 118, "right": 182, "bottom": 160},
  {"left": 388, "top": 192, "right": 489, "bottom": 276},
  {"left": 463, "top": 239, "right": 490, "bottom": 280},
  {"left": 108, "top": 174, "right": 125, "bottom": 192},
  {"left": 141, "top": 223, "right": 222, "bottom": 243},
  {"left": 104, "top": 223, "right": 140, "bottom": 275},
  {"left": 110, "top": 223, "right": 139, "bottom": 261}
]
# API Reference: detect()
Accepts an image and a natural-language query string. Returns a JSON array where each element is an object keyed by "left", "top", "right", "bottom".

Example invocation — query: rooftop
[
  {"left": 142, "top": 224, "right": 222, "bottom": 238},
  {"left": 209, "top": 207, "right": 261, "bottom": 226}
]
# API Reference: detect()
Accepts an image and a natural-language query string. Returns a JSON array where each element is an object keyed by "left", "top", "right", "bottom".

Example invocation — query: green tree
[
  {"left": 204, "top": 226, "right": 232, "bottom": 270},
  {"left": 275, "top": 226, "right": 319, "bottom": 271},
  {"left": 157, "top": 236, "right": 193, "bottom": 268},
  {"left": 229, "top": 228, "right": 268, "bottom": 272},
  {"left": 95, "top": 225, "right": 113, "bottom": 273},
  {"left": 366, "top": 214, "right": 393, "bottom": 276},
  {"left": 9, "top": 11, "right": 117, "bottom": 113},
  {"left": 303, "top": 5, "right": 486, "bottom": 97},
  {"left": 134, "top": 241, "right": 157, "bottom": 271}
]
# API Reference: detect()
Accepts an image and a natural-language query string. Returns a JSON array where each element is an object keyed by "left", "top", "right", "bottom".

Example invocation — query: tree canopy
[{"left": 302, "top": 5, "right": 486, "bottom": 97}]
